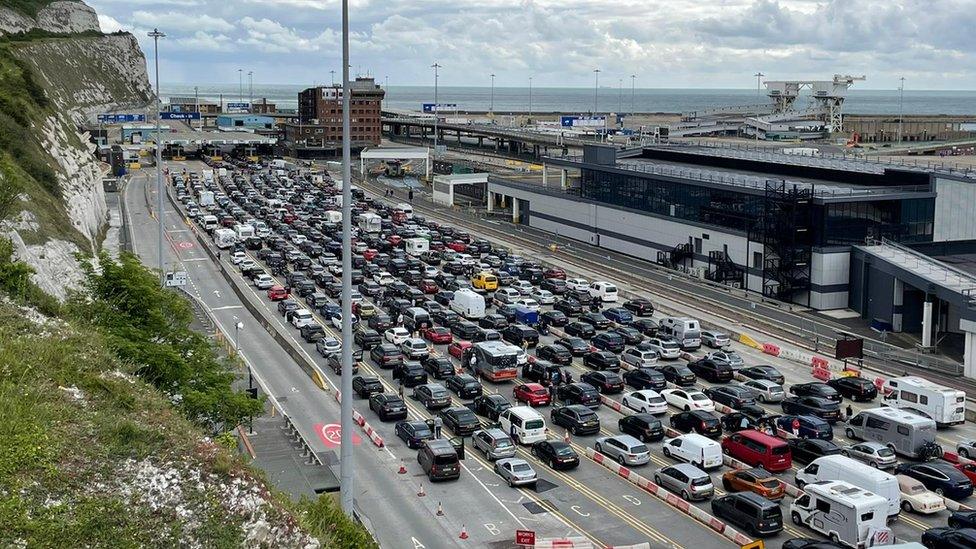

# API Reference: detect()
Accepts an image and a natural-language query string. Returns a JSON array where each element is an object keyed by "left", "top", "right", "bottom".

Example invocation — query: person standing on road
[
  {"left": 548, "top": 381, "right": 557, "bottom": 404},
  {"left": 408, "top": 189, "right": 414, "bottom": 203},
  {"left": 846, "top": 404, "right": 854, "bottom": 421}
]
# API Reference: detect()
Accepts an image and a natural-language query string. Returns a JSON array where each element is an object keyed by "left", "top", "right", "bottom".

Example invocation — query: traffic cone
[
  {"left": 398, "top": 461, "right": 407, "bottom": 474},
  {"left": 459, "top": 525, "right": 468, "bottom": 540},
  {"left": 436, "top": 502, "right": 444, "bottom": 516},
  {"left": 417, "top": 483, "right": 426, "bottom": 497}
]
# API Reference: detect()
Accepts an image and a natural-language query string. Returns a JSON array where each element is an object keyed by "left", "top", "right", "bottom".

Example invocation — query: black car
[
  {"left": 473, "top": 393, "right": 512, "bottom": 420},
  {"left": 922, "top": 528, "right": 976, "bottom": 548},
  {"left": 687, "top": 357, "right": 733, "bottom": 383},
  {"left": 393, "top": 361, "right": 429, "bottom": 387},
  {"left": 369, "top": 393, "right": 408, "bottom": 421},
  {"left": 555, "top": 337, "right": 591, "bottom": 356},
  {"left": 710, "top": 492, "right": 783, "bottom": 538},
  {"left": 896, "top": 462, "right": 974, "bottom": 500},
  {"left": 540, "top": 309, "right": 569, "bottom": 328},
  {"left": 553, "top": 298, "right": 584, "bottom": 317},
  {"left": 580, "top": 370, "right": 625, "bottom": 394},
  {"left": 540, "top": 278, "right": 567, "bottom": 294},
  {"left": 327, "top": 353, "right": 360, "bottom": 375},
  {"left": 670, "top": 410, "right": 723, "bottom": 438},
  {"left": 790, "top": 382, "right": 842, "bottom": 403},
  {"left": 521, "top": 360, "right": 563, "bottom": 384},
  {"left": 439, "top": 406, "right": 480, "bottom": 436},
  {"left": 434, "top": 290, "right": 455, "bottom": 306},
  {"left": 703, "top": 386, "right": 757, "bottom": 410},
  {"left": 630, "top": 318, "right": 659, "bottom": 337},
  {"left": 367, "top": 313, "right": 394, "bottom": 332},
  {"left": 579, "top": 312, "right": 611, "bottom": 330},
  {"left": 370, "top": 343, "right": 402, "bottom": 368},
  {"left": 531, "top": 440, "right": 580, "bottom": 470},
  {"left": 618, "top": 414, "right": 665, "bottom": 442},
  {"left": 395, "top": 420, "right": 434, "bottom": 449},
  {"left": 431, "top": 309, "right": 460, "bottom": 327},
  {"left": 786, "top": 438, "right": 840, "bottom": 465},
  {"left": 479, "top": 314, "right": 509, "bottom": 330},
  {"left": 423, "top": 356, "right": 456, "bottom": 379},
  {"left": 658, "top": 364, "right": 697, "bottom": 386},
  {"left": 739, "top": 365, "right": 785, "bottom": 385},
  {"left": 623, "top": 298, "right": 654, "bottom": 316},
  {"left": 623, "top": 367, "right": 667, "bottom": 391},
  {"left": 611, "top": 326, "right": 644, "bottom": 346},
  {"left": 591, "top": 332, "right": 625, "bottom": 353},
  {"left": 564, "top": 321, "right": 596, "bottom": 339},
  {"left": 300, "top": 323, "right": 326, "bottom": 342},
  {"left": 582, "top": 350, "right": 620, "bottom": 372},
  {"left": 536, "top": 344, "right": 573, "bottom": 365},
  {"left": 949, "top": 510, "right": 976, "bottom": 530},
  {"left": 826, "top": 376, "right": 878, "bottom": 401},
  {"left": 446, "top": 374, "right": 483, "bottom": 399},
  {"left": 781, "top": 396, "right": 841, "bottom": 423},
  {"left": 557, "top": 382, "right": 600, "bottom": 408},
  {"left": 450, "top": 320, "right": 480, "bottom": 340},
  {"left": 720, "top": 412, "right": 762, "bottom": 433},
  {"left": 501, "top": 324, "right": 539, "bottom": 348},
  {"left": 352, "top": 375, "right": 384, "bottom": 398},
  {"left": 551, "top": 404, "right": 601, "bottom": 436},
  {"left": 354, "top": 328, "right": 382, "bottom": 349}
]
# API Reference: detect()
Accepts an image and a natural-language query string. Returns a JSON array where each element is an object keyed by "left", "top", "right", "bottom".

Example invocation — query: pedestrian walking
[
  {"left": 216, "top": 250, "right": 221, "bottom": 261},
  {"left": 846, "top": 404, "right": 854, "bottom": 421},
  {"left": 548, "top": 382, "right": 557, "bottom": 404},
  {"left": 408, "top": 189, "right": 414, "bottom": 203}
]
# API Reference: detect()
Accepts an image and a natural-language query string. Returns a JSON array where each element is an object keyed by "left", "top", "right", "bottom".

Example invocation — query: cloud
[
  {"left": 236, "top": 16, "right": 339, "bottom": 53},
  {"left": 97, "top": 14, "right": 123, "bottom": 33},
  {"left": 131, "top": 10, "right": 234, "bottom": 33},
  {"left": 172, "top": 31, "right": 234, "bottom": 52}
]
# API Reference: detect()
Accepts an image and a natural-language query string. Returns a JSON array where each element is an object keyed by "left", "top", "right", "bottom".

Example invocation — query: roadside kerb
[
  {"left": 334, "top": 391, "right": 386, "bottom": 448},
  {"left": 585, "top": 447, "right": 754, "bottom": 546}
]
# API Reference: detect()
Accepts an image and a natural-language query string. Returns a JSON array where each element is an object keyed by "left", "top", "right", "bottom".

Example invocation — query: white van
[
  {"left": 396, "top": 202, "right": 414, "bottom": 219},
  {"left": 790, "top": 480, "right": 893, "bottom": 549},
  {"left": 795, "top": 455, "right": 900, "bottom": 520},
  {"left": 883, "top": 376, "right": 966, "bottom": 427},
  {"left": 589, "top": 281, "right": 619, "bottom": 302},
  {"left": 450, "top": 289, "right": 486, "bottom": 320},
  {"left": 405, "top": 238, "right": 429, "bottom": 256},
  {"left": 499, "top": 406, "right": 546, "bottom": 445},
  {"left": 658, "top": 316, "right": 702, "bottom": 350},
  {"left": 661, "top": 433, "right": 723, "bottom": 470},
  {"left": 201, "top": 215, "right": 219, "bottom": 232}
]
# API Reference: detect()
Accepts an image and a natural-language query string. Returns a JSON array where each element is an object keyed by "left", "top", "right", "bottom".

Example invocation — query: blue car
[
  {"left": 775, "top": 414, "right": 833, "bottom": 440},
  {"left": 603, "top": 307, "right": 633, "bottom": 324},
  {"left": 320, "top": 303, "right": 341, "bottom": 319},
  {"left": 896, "top": 462, "right": 974, "bottom": 501}
]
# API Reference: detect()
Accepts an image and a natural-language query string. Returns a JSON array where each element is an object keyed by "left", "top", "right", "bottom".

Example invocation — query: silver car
[
  {"left": 654, "top": 463, "right": 714, "bottom": 501},
  {"left": 472, "top": 428, "right": 517, "bottom": 460},
  {"left": 701, "top": 330, "right": 731, "bottom": 348},
  {"left": 594, "top": 435, "right": 651, "bottom": 466},
  {"left": 708, "top": 350, "right": 743, "bottom": 369},
  {"left": 495, "top": 458, "right": 537, "bottom": 487},
  {"left": 739, "top": 379, "right": 785, "bottom": 403},
  {"left": 842, "top": 441, "right": 898, "bottom": 469}
]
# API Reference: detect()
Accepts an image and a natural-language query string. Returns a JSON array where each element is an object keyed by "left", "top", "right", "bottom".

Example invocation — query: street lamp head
[{"left": 147, "top": 28, "right": 165, "bottom": 39}]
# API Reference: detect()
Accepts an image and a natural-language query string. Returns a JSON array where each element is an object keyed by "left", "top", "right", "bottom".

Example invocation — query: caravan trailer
[
  {"left": 883, "top": 376, "right": 966, "bottom": 427},
  {"left": 790, "top": 480, "right": 892, "bottom": 548}
]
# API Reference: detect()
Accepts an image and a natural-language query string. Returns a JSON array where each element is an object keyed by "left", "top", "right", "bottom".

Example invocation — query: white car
[
  {"left": 739, "top": 379, "right": 785, "bottom": 403},
  {"left": 238, "top": 259, "right": 256, "bottom": 272},
  {"left": 643, "top": 337, "right": 681, "bottom": 360},
  {"left": 328, "top": 263, "right": 344, "bottom": 276},
  {"left": 661, "top": 388, "right": 715, "bottom": 412},
  {"left": 456, "top": 254, "right": 476, "bottom": 266},
  {"left": 385, "top": 327, "right": 410, "bottom": 345},
  {"left": 511, "top": 280, "right": 534, "bottom": 295},
  {"left": 622, "top": 390, "right": 668, "bottom": 415},
  {"left": 897, "top": 475, "right": 947, "bottom": 514},
  {"left": 529, "top": 289, "right": 555, "bottom": 305},
  {"left": 517, "top": 349, "right": 529, "bottom": 366},
  {"left": 565, "top": 278, "right": 590, "bottom": 292},
  {"left": 291, "top": 233, "right": 308, "bottom": 245},
  {"left": 374, "top": 271, "right": 395, "bottom": 286},
  {"left": 331, "top": 312, "right": 357, "bottom": 331},
  {"left": 423, "top": 266, "right": 439, "bottom": 277},
  {"left": 514, "top": 298, "right": 541, "bottom": 312},
  {"left": 252, "top": 274, "right": 274, "bottom": 289}
]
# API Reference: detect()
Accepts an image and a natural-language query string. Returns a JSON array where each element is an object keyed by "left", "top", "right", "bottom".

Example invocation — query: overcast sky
[{"left": 89, "top": 0, "right": 976, "bottom": 89}]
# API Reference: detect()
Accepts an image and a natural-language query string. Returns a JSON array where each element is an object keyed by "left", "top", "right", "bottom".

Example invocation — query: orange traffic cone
[
  {"left": 436, "top": 502, "right": 444, "bottom": 516},
  {"left": 398, "top": 461, "right": 407, "bottom": 474},
  {"left": 417, "top": 483, "right": 426, "bottom": 497},
  {"left": 459, "top": 525, "right": 468, "bottom": 540}
]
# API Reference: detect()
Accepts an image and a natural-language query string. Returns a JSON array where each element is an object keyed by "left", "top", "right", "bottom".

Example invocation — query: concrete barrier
[
  {"left": 334, "top": 391, "right": 385, "bottom": 448},
  {"left": 600, "top": 394, "right": 635, "bottom": 416},
  {"left": 532, "top": 537, "right": 592, "bottom": 549},
  {"left": 586, "top": 447, "right": 753, "bottom": 546}
]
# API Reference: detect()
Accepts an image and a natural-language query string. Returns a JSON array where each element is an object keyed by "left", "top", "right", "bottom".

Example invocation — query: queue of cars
[{"left": 174, "top": 163, "right": 975, "bottom": 549}]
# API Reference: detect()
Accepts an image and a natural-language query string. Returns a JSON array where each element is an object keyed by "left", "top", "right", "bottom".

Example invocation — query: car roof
[{"left": 671, "top": 462, "right": 708, "bottom": 476}]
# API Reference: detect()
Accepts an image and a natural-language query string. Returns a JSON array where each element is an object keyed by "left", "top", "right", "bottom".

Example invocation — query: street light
[
  {"left": 593, "top": 68, "right": 600, "bottom": 113},
  {"left": 238, "top": 68, "right": 243, "bottom": 102},
  {"left": 489, "top": 73, "right": 495, "bottom": 116},
  {"left": 339, "top": 0, "right": 355, "bottom": 518},
  {"left": 898, "top": 77, "right": 905, "bottom": 145},
  {"left": 754, "top": 72, "right": 764, "bottom": 95},
  {"left": 528, "top": 76, "right": 533, "bottom": 121},
  {"left": 432, "top": 62, "right": 441, "bottom": 153},
  {"left": 248, "top": 71, "right": 253, "bottom": 110},
  {"left": 148, "top": 27, "right": 166, "bottom": 287},
  {"left": 330, "top": 69, "right": 336, "bottom": 86},
  {"left": 630, "top": 74, "right": 636, "bottom": 116}
]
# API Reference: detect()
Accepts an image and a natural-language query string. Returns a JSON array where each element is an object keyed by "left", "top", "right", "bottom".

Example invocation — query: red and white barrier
[
  {"left": 587, "top": 448, "right": 753, "bottom": 546},
  {"left": 600, "top": 395, "right": 635, "bottom": 416},
  {"left": 531, "top": 537, "right": 592, "bottom": 549},
  {"left": 334, "top": 391, "right": 385, "bottom": 448}
]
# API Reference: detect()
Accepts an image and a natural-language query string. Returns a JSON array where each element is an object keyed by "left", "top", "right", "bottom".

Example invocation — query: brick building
[{"left": 287, "top": 77, "right": 385, "bottom": 156}]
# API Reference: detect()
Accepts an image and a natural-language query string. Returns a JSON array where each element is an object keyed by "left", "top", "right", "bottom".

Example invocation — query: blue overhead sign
[
  {"left": 422, "top": 103, "right": 458, "bottom": 113},
  {"left": 97, "top": 113, "right": 145, "bottom": 123},
  {"left": 161, "top": 112, "right": 201, "bottom": 120},
  {"left": 560, "top": 115, "right": 606, "bottom": 128}
]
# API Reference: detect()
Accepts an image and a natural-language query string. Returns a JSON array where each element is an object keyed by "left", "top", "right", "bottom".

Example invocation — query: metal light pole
[
  {"left": 528, "top": 76, "right": 533, "bottom": 120},
  {"left": 593, "top": 68, "right": 600, "bottom": 113},
  {"left": 331, "top": 69, "right": 336, "bottom": 86},
  {"left": 384, "top": 75, "right": 388, "bottom": 89},
  {"left": 149, "top": 28, "right": 166, "bottom": 286},
  {"left": 432, "top": 62, "right": 441, "bottom": 153},
  {"left": 248, "top": 71, "right": 253, "bottom": 110},
  {"left": 630, "top": 74, "right": 636, "bottom": 116},
  {"left": 339, "top": 0, "right": 355, "bottom": 518},
  {"left": 489, "top": 73, "right": 495, "bottom": 115},
  {"left": 238, "top": 68, "right": 243, "bottom": 102},
  {"left": 754, "top": 72, "right": 764, "bottom": 95},
  {"left": 898, "top": 77, "right": 905, "bottom": 145},
  {"left": 617, "top": 78, "right": 623, "bottom": 114}
]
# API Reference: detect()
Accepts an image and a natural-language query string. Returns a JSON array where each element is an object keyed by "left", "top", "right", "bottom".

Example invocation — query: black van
[
  {"left": 502, "top": 324, "right": 539, "bottom": 348},
  {"left": 710, "top": 492, "right": 782, "bottom": 537},
  {"left": 418, "top": 439, "right": 461, "bottom": 481}
]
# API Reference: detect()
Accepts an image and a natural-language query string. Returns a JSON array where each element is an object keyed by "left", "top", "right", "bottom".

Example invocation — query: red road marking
[
  {"left": 314, "top": 422, "right": 361, "bottom": 448},
  {"left": 177, "top": 241, "right": 194, "bottom": 249}
]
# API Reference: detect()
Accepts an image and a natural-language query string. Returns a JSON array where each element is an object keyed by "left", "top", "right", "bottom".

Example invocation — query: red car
[
  {"left": 447, "top": 240, "right": 468, "bottom": 253},
  {"left": 953, "top": 461, "right": 976, "bottom": 484},
  {"left": 267, "top": 285, "right": 289, "bottom": 300},
  {"left": 514, "top": 383, "right": 551, "bottom": 407},
  {"left": 430, "top": 241, "right": 445, "bottom": 252},
  {"left": 422, "top": 326, "right": 453, "bottom": 345},
  {"left": 420, "top": 279, "right": 439, "bottom": 294},
  {"left": 448, "top": 341, "right": 472, "bottom": 359},
  {"left": 544, "top": 267, "right": 567, "bottom": 280},
  {"left": 363, "top": 248, "right": 378, "bottom": 261},
  {"left": 387, "top": 234, "right": 403, "bottom": 247}
]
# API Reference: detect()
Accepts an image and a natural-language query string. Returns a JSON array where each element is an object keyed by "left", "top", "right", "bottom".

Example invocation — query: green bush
[{"left": 296, "top": 495, "right": 379, "bottom": 549}]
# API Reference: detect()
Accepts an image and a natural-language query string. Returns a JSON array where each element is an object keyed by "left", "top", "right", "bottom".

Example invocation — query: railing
[{"left": 864, "top": 237, "right": 976, "bottom": 292}]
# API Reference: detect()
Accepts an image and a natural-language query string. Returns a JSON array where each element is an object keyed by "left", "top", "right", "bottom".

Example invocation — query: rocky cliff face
[{"left": 0, "top": 1, "right": 99, "bottom": 35}]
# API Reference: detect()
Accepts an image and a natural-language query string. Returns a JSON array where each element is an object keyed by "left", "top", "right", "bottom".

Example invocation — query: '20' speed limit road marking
[{"left": 314, "top": 422, "right": 362, "bottom": 448}]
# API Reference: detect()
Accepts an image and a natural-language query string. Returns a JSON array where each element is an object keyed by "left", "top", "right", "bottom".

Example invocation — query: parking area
[{"left": 168, "top": 157, "right": 976, "bottom": 548}]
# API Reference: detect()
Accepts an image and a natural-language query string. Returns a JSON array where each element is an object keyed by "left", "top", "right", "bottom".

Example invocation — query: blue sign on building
[
  {"left": 161, "top": 112, "right": 201, "bottom": 120},
  {"left": 226, "top": 102, "right": 250, "bottom": 110},
  {"left": 97, "top": 113, "right": 145, "bottom": 123},
  {"left": 560, "top": 115, "right": 606, "bottom": 128},
  {"left": 422, "top": 103, "right": 458, "bottom": 113}
]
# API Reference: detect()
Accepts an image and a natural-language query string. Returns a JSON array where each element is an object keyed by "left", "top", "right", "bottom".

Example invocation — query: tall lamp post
[
  {"left": 630, "top": 74, "right": 636, "bottom": 116},
  {"left": 248, "top": 71, "right": 253, "bottom": 110},
  {"left": 238, "top": 68, "right": 243, "bottom": 102},
  {"left": 431, "top": 62, "right": 441, "bottom": 153},
  {"left": 339, "top": 0, "right": 355, "bottom": 518},
  {"left": 489, "top": 73, "right": 495, "bottom": 116},
  {"left": 149, "top": 28, "right": 166, "bottom": 286},
  {"left": 528, "top": 76, "right": 533, "bottom": 121},
  {"left": 897, "top": 77, "right": 905, "bottom": 145},
  {"left": 592, "top": 68, "right": 600, "bottom": 113}
]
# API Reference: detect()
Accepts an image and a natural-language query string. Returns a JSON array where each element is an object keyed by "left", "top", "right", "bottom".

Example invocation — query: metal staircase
[{"left": 761, "top": 181, "right": 813, "bottom": 304}]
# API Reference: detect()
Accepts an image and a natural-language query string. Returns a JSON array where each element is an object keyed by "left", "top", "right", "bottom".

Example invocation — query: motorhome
[
  {"left": 405, "top": 238, "right": 430, "bottom": 256},
  {"left": 795, "top": 455, "right": 901, "bottom": 520},
  {"left": 883, "top": 376, "right": 966, "bottom": 426},
  {"left": 358, "top": 212, "right": 382, "bottom": 234},
  {"left": 658, "top": 316, "right": 702, "bottom": 350},
  {"left": 790, "top": 480, "right": 892, "bottom": 549},
  {"left": 234, "top": 223, "right": 255, "bottom": 240},
  {"left": 845, "top": 407, "right": 937, "bottom": 458},
  {"left": 214, "top": 228, "right": 237, "bottom": 249}
]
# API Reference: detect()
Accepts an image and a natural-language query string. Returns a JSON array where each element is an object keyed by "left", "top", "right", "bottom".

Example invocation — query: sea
[{"left": 161, "top": 84, "right": 976, "bottom": 116}]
